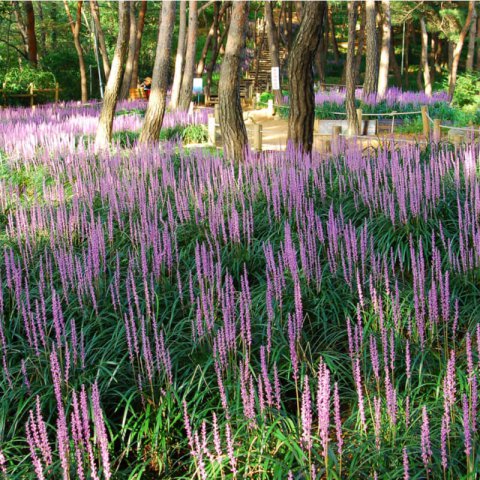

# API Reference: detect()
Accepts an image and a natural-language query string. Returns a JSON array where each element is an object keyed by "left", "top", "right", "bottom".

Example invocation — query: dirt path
[
  {"left": 194, "top": 106, "right": 434, "bottom": 153},
  {"left": 242, "top": 108, "right": 427, "bottom": 152}
]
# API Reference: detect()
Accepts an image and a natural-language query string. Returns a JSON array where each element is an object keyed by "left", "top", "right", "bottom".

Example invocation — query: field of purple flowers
[{"left": 0, "top": 102, "right": 480, "bottom": 479}]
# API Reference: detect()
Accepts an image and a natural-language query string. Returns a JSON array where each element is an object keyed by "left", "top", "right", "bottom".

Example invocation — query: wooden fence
[{"left": 0, "top": 82, "right": 61, "bottom": 107}]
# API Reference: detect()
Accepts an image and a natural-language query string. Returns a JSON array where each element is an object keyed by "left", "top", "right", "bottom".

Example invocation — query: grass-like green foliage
[
  {"left": 1, "top": 112, "right": 480, "bottom": 479},
  {"left": 3, "top": 66, "right": 56, "bottom": 93},
  {"left": 273, "top": 87, "right": 479, "bottom": 134},
  {"left": 107, "top": 124, "right": 208, "bottom": 149}
]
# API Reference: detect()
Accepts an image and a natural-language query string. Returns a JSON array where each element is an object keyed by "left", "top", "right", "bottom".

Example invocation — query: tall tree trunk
[
  {"left": 466, "top": 6, "right": 477, "bottom": 71},
  {"left": 95, "top": 1, "right": 130, "bottom": 151},
  {"left": 24, "top": 1, "right": 38, "bottom": 66},
  {"left": 403, "top": 20, "right": 412, "bottom": 86},
  {"left": 346, "top": 0, "right": 359, "bottom": 135},
  {"left": 131, "top": 0, "right": 147, "bottom": 88},
  {"left": 89, "top": 0, "right": 111, "bottom": 80},
  {"left": 277, "top": 2, "right": 284, "bottom": 44},
  {"left": 178, "top": 0, "right": 198, "bottom": 111},
  {"left": 287, "top": 1, "right": 293, "bottom": 53},
  {"left": 139, "top": 2, "right": 176, "bottom": 143},
  {"left": 448, "top": 40, "right": 454, "bottom": 72},
  {"left": 315, "top": 6, "right": 328, "bottom": 87},
  {"left": 389, "top": 25, "right": 402, "bottom": 86},
  {"left": 420, "top": 17, "right": 432, "bottom": 97},
  {"left": 219, "top": 5, "right": 229, "bottom": 55},
  {"left": 287, "top": 1, "right": 326, "bottom": 152},
  {"left": 429, "top": 33, "right": 437, "bottom": 84},
  {"left": 265, "top": 0, "right": 283, "bottom": 105},
  {"left": 196, "top": 20, "right": 216, "bottom": 76},
  {"left": 377, "top": 0, "right": 391, "bottom": 97},
  {"left": 205, "top": 2, "right": 220, "bottom": 102},
  {"left": 120, "top": 1, "right": 138, "bottom": 99},
  {"left": 170, "top": 0, "right": 188, "bottom": 109},
  {"left": 64, "top": 1, "right": 88, "bottom": 103},
  {"left": 448, "top": 0, "right": 475, "bottom": 97},
  {"left": 12, "top": 2, "right": 28, "bottom": 55},
  {"left": 477, "top": 15, "right": 480, "bottom": 69},
  {"left": 35, "top": 1, "right": 46, "bottom": 59},
  {"left": 198, "top": 0, "right": 233, "bottom": 74},
  {"left": 354, "top": 3, "right": 366, "bottom": 85},
  {"left": 219, "top": 0, "right": 249, "bottom": 161},
  {"left": 363, "top": 0, "right": 378, "bottom": 96},
  {"left": 328, "top": 4, "right": 341, "bottom": 65}
]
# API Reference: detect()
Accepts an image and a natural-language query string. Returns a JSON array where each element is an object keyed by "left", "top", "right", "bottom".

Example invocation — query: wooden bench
[{"left": 129, "top": 88, "right": 147, "bottom": 101}]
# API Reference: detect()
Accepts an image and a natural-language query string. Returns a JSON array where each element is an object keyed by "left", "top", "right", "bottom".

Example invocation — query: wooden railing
[{"left": 0, "top": 82, "right": 61, "bottom": 107}]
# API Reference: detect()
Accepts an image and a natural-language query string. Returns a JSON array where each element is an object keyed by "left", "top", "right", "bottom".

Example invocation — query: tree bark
[
  {"left": 429, "top": 33, "right": 437, "bottom": 83},
  {"left": 131, "top": 0, "right": 147, "bottom": 89},
  {"left": 89, "top": 0, "right": 111, "bottom": 80},
  {"left": 448, "top": 0, "right": 475, "bottom": 97},
  {"left": 64, "top": 1, "right": 88, "bottom": 103},
  {"left": 35, "top": 1, "right": 46, "bottom": 59},
  {"left": 205, "top": 2, "right": 220, "bottom": 102},
  {"left": 265, "top": 0, "right": 283, "bottom": 105},
  {"left": 315, "top": 7, "right": 328, "bottom": 87},
  {"left": 95, "top": 1, "right": 130, "bottom": 151},
  {"left": 170, "top": 0, "right": 188, "bottom": 109},
  {"left": 12, "top": 1, "right": 28, "bottom": 55},
  {"left": 139, "top": 1, "right": 176, "bottom": 144},
  {"left": 466, "top": 5, "right": 477, "bottom": 71},
  {"left": 404, "top": 19, "right": 414, "bottom": 85},
  {"left": 287, "top": 1, "right": 293, "bottom": 53},
  {"left": 120, "top": 1, "right": 138, "bottom": 99},
  {"left": 476, "top": 15, "right": 480, "bottom": 69},
  {"left": 196, "top": 1, "right": 230, "bottom": 77},
  {"left": 328, "top": 4, "right": 340, "bottom": 65},
  {"left": 377, "top": 0, "right": 391, "bottom": 97},
  {"left": 218, "top": 0, "right": 249, "bottom": 161},
  {"left": 448, "top": 40, "right": 454, "bottom": 72},
  {"left": 354, "top": 3, "right": 366, "bottom": 85},
  {"left": 24, "top": 1, "right": 37, "bottom": 66},
  {"left": 178, "top": 0, "right": 198, "bottom": 111},
  {"left": 196, "top": 19, "right": 216, "bottom": 76},
  {"left": 420, "top": 17, "right": 432, "bottom": 97},
  {"left": 389, "top": 25, "right": 402, "bottom": 86},
  {"left": 287, "top": 1, "right": 326, "bottom": 152},
  {"left": 363, "top": 0, "right": 378, "bottom": 96},
  {"left": 346, "top": 0, "right": 359, "bottom": 135}
]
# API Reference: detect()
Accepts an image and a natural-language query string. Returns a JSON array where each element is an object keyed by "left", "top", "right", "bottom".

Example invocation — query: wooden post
[
  {"left": 267, "top": 99, "right": 274, "bottom": 116},
  {"left": 214, "top": 104, "right": 220, "bottom": 124},
  {"left": 356, "top": 108, "right": 363, "bottom": 135},
  {"left": 29, "top": 83, "right": 34, "bottom": 108},
  {"left": 452, "top": 133, "right": 463, "bottom": 146},
  {"left": 253, "top": 123, "right": 262, "bottom": 152},
  {"left": 332, "top": 125, "right": 342, "bottom": 150},
  {"left": 433, "top": 119, "right": 441, "bottom": 142},
  {"left": 391, "top": 112, "right": 396, "bottom": 134},
  {"left": 248, "top": 83, "right": 254, "bottom": 103},
  {"left": 208, "top": 114, "right": 217, "bottom": 146},
  {"left": 421, "top": 106, "right": 430, "bottom": 138},
  {"left": 55, "top": 83, "right": 59, "bottom": 103}
]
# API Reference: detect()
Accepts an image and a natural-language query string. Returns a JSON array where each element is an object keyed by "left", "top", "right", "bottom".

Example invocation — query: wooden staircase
[
  {"left": 241, "top": 18, "right": 288, "bottom": 96},
  {"left": 208, "top": 15, "right": 296, "bottom": 105}
]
